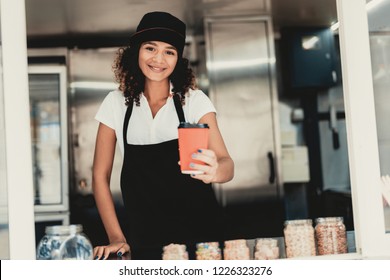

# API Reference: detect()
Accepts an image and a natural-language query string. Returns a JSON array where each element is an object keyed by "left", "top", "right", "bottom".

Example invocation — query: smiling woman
[{"left": 91, "top": 11, "right": 234, "bottom": 260}]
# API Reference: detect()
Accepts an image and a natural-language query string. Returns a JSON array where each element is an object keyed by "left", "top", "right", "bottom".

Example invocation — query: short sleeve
[
  {"left": 185, "top": 89, "right": 217, "bottom": 123},
  {"left": 95, "top": 91, "right": 123, "bottom": 130}
]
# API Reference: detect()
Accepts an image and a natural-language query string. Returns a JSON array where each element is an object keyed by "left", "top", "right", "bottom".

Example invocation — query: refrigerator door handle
[
  {"left": 329, "top": 105, "right": 340, "bottom": 150},
  {"left": 267, "top": 151, "right": 276, "bottom": 184}
]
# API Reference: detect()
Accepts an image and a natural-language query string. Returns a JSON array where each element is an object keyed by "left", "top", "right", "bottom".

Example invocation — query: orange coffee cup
[{"left": 178, "top": 122, "right": 209, "bottom": 174}]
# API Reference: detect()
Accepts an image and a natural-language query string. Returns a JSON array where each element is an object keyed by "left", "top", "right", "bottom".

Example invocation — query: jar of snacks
[
  {"left": 196, "top": 242, "right": 222, "bottom": 260},
  {"left": 283, "top": 219, "right": 316, "bottom": 258},
  {"left": 254, "top": 238, "right": 279, "bottom": 260},
  {"left": 223, "top": 239, "right": 250, "bottom": 260},
  {"left": 162, "top": 243, "right": 189, "bottom": 260},
  {"left": 315, "top": 217, "right": 347, "bottom": 255}
]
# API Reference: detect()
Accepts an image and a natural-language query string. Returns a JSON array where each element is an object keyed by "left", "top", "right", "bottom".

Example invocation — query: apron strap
[
  {"left": 123, "top": 99, "right": 134, "bottom": 145},
  {"left": 173, "top": 93, "right": 186, "bottom": 123}
]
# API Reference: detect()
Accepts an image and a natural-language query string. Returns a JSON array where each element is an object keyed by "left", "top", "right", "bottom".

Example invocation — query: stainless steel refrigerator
[{"left": 28, "top": 65, "right": 70, "bottom": 245}]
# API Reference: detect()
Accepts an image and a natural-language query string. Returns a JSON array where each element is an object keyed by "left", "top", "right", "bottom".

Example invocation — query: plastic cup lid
[{"left": 178, "top": 122, "right": 209, "bottom": 128}]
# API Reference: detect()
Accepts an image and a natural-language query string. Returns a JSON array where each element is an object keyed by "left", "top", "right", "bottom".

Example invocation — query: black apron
[{"left": 120, "top": 94, "right": 224, "bottom": 260}]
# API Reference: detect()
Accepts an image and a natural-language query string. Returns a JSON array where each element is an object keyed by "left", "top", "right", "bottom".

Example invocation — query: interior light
[
  {"left": 302, "top": 36, "right": 321, "bottom": 50},
  {"left": 330, "top": 22, "right": 340, "bottom": 31}
]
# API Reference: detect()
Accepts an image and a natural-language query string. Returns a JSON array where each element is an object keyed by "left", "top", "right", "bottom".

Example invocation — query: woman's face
[{"left": 138, "top": 41, "right": 178, "bottom": 83}]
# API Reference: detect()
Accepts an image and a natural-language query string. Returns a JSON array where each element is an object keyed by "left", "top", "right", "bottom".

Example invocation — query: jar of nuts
[
  {"left": 254, "top": 238, "right": 279, "bottom": 260},
  {"left": 223, "top": 239, "right": 250, "bottom": 260},
  {"left": 315, "top": 217, "right": 347, "bottom": 255},
  {"left": 283, "top": 219, "right": 316, "bottom": 258}
]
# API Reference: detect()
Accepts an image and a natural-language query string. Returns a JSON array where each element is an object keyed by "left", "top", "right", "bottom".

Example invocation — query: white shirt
[{"left": 95, "top": 88, "right": 216, "bottom": 156}]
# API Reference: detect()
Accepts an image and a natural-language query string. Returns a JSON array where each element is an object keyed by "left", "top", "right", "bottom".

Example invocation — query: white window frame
[
  {"left": 337, "top": 0, "right": 390, "bottom": 258},
  {"left": 1, "top": 0, "right": 390, "bottom": 260},
  {"left": 1, "top": 0, "right": 36, "bottom": 259}
]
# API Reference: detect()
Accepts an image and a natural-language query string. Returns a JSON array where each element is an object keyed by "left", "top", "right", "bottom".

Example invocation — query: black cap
[{"left": 130, "top": 11, "right": 186, "bottom": 57}]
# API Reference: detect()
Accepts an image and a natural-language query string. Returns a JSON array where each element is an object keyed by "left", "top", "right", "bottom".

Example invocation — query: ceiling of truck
[
  {"left": 25, "top": 0, "right": 338, "bottom": 44},
  {"left": 25, "top": 0, "right": 390, "bottom": 47},
  {"left": 24, "top": 0, "right": 389, "bottom": 90}
]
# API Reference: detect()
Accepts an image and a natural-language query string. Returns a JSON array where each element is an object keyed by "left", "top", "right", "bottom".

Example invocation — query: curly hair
[{"left": 113, "top": 43, "right": 197, "bottom": 106}]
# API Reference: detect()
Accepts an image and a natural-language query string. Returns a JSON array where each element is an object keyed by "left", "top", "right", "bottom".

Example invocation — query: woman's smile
[{"left": 148, "top": 65, "right": 166, "bottom": 73}]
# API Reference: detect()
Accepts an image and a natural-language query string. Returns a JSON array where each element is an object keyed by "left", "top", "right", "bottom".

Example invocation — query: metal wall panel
[{"left": 205, "top": 16, "right": 282, "bottom": 204}]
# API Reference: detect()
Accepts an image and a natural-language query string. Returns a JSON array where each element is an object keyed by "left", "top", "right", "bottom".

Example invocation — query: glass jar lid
[
  {"left": 315, "top": 217, "right": 344, "bottom": 224},
  {"left": 45, "top": 224, "right": 83, "bottom": 235},
  {"left": 284, "top": 219, "right": 313, "bottom": 226}
]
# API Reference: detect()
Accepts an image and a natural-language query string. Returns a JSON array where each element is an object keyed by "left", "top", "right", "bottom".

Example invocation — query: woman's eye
[
  {"left": 145, "top": 46, "right": 154, "bottom": 51},
  {"left": 166, "top": 50, "right": 176, "bottom": 56}
]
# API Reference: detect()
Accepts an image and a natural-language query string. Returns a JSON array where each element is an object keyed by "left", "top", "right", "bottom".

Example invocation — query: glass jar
[
  {"left": 315, "top": 217, "right": 348, "bottom": 255},
  {"left": 283, "top": 219, "right": 316, "bottom": 258},
  {"left": 254, "top": 238, "right": 279, "bottom": 260},
  {"left": 36, "top": 224, "right": 93, "bottom": 260},
  {"left": 195, "top": 242, "right": 222, "bottom": 260},
  {"left": 162, "top": 243, "right": 189, "bottom": 260},
  {"left": 223, "top": 239, "right": 250, "bottom": 260}
]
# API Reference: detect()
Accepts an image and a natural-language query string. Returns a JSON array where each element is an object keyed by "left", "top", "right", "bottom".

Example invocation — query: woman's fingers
[
  {"left": 190, "top": 149, "right": 218, "bottom": 183},
  {"left": 93, "top": 246, "right": 108, "bottom": 260},
  {"left": 116, "top": 243, "right": 131, "bottom": 258},
  {"left": 95, "top": 247, "right": 112, "bottom": 260},
  {"left": 191, "top": 149, "right": 216, "bottom": 166},
  {"left": 93, "top": 242, "right": 130, "bottom": 260}
]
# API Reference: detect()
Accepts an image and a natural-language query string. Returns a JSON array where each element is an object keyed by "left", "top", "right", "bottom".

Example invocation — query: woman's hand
[
  {"left": 189, "top": 149, "right": 218, "bottom": 184},
  {"left": 93, "top": 241, "right": 130, "bottom": 260}
]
